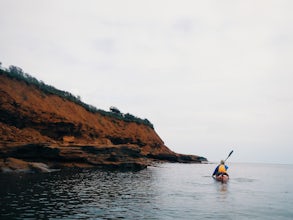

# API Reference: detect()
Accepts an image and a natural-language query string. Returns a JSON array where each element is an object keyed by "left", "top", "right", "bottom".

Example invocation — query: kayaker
[{"left": 212, "top": 160, "right": 229, "bottom": 177}]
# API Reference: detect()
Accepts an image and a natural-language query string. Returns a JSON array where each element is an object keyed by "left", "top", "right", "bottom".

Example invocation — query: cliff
[{"left": 0, "top": 68, "right": 207, "bottom": 172}]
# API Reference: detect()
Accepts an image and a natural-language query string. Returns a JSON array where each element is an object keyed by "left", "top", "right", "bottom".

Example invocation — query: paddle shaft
[{"left": 224, "top": 150, "right": 233, "bottom": 162}]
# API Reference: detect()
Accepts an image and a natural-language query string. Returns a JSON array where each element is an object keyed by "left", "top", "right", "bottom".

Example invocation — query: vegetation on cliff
[{"left": 0, "top": 64, "right": 154, "bottom": 129}]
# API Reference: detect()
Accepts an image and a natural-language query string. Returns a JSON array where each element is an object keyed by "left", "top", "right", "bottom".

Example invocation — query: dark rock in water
[
  {"left": 147, "top": 153, "right": 207, "bottom": 163},
  {"left": 0, "top": 157, "right": 54, "bottom": 173}
]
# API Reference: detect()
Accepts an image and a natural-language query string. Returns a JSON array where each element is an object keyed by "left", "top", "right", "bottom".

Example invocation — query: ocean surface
[{"left": 0, "top": 162, "right": 292, "bottom": 219}]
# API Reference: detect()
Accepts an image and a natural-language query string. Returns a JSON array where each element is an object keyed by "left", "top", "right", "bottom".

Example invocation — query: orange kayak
[{"left": 214, "top": 174, "right": 229, "bottom": 183}]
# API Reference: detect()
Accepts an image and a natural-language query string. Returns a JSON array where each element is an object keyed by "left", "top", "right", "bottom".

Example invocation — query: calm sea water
[{"left": 0, "top": 162, "right": 292, "bottom": 219}]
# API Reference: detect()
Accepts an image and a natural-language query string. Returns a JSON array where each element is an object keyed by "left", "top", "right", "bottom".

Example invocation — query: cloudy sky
[{"left": 1, "top": 0, "right": 293, "bottom": 164}]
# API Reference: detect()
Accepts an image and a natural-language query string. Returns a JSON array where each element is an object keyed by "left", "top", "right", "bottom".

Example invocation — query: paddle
[{"left": 224, "top": 150, "right": 234, "bottom": 162}]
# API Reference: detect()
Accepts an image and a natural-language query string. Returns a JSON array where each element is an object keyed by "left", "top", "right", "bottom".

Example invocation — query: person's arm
[{"left": 212, "top": 166, "right": 218, "bottom": 176}]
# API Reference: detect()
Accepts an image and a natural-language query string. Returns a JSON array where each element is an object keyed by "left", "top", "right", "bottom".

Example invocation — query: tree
[
  {"left": 110, "top": 106, "right": 121, "bottom": 114},
  {"left": 9, "top": 65, "right": 24, "bottom": 75}
]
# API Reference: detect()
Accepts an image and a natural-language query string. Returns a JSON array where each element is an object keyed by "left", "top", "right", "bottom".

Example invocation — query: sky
[{"left": 1, "top": 0, "right": 293, "bottom": 164}]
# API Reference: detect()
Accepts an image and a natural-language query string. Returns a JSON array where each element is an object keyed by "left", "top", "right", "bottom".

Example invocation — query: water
[{"left": 0, "top": 163, "right": 293, "bottom": 219}]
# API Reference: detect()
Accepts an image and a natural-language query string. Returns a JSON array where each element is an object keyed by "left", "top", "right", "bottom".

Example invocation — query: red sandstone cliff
[{"left": 0, "top": 69, "right": 206, "bottom": 172}]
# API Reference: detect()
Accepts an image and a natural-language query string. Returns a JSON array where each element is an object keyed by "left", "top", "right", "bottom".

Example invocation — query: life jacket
[{"left": 218, "top": 164, "right": 226, "bottom": 173}]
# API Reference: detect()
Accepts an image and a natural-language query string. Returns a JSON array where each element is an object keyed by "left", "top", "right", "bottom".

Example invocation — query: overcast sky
[{"left": 1, "top": 0, "right": 293, "bottom": 164}]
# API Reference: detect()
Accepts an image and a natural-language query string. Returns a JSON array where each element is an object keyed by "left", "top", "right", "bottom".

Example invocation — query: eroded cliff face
[{"left": 0, "top": 72, "right": 206, "bottom": 172}]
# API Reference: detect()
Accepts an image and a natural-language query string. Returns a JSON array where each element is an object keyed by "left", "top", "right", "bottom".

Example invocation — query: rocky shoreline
[{"left": 0, "top": 143, "right": 206, "bottom": 173}]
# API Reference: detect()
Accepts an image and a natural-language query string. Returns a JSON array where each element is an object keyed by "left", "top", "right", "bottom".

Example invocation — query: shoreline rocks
[
  {"left": 0, "top": 157, "right": 53, "bottom": 173},
  {"left": 0, "top": 143, "right": 206, "bottom": 173}
]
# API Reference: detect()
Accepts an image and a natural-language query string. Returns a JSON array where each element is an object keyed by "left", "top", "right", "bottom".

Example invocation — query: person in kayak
[{"left": 212, "top": 160, "right": 229, "bottom": 177}]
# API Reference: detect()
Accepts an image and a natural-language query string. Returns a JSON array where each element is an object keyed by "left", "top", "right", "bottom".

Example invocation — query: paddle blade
[
  {"left": 228, "top": 150, "right": 234, "bottom": 157},
  {"left": 225, "top": 150, "right": 234, "bottom": 161}
]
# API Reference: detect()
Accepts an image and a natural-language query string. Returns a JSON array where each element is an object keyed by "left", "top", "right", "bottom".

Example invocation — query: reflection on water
[
  {"left": 0, "top": 168, "right": 157, "bottom": 219},
  {"left": 1, "top": 163, "right": 293, "bottom": 219},
  {"left": 217, "top": 183, "right": 228, "bottom": 193}
]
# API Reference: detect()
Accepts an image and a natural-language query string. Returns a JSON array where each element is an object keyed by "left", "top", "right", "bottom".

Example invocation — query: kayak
[{"left": 214, "top": 174, "right": 229, "bottom": 183}]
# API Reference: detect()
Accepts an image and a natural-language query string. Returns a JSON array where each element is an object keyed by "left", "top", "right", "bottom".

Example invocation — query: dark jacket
[{"left": 212, "top": 164, "right": 229, "bottom": 176}]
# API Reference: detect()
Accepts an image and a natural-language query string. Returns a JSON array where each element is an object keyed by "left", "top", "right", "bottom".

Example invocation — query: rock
[
  {"left": 29, "top": 162, "right": 52, "bottom": 173},
  {"left": 0, "top": 157, "right": 52, "bottom": 173},
  {"left": 62, "top": 136, "right": 75, "bottom": 144}
]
